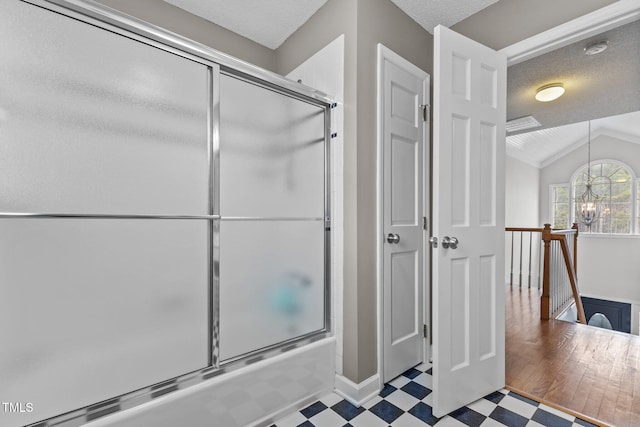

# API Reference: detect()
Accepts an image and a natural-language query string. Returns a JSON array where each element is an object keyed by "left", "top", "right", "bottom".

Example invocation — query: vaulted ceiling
[{"left": 506, "top": 111, "right": 640, "bottom": 168}]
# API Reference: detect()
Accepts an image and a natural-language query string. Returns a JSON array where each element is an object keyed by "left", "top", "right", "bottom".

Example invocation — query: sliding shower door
[
  {"left": 218, "top": 75, "right": 328, "bottom": 362},
  {"left": 0, "top": 1, "right": 331, "bottom": 426},
  {"left": 0, "top": 1, "right": 211, "bottom": 426}
]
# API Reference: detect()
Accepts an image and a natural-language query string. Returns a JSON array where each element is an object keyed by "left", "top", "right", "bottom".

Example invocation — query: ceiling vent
[{"left": 506, "top": 115, "right": 541, "bottom": 133}]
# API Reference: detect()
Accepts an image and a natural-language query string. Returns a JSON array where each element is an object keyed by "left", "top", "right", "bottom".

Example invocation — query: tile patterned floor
[{"left": 270, "top": 363, "right": 598, "bottom": 427}]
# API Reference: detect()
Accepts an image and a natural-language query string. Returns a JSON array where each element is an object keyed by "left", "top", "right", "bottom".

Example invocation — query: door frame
[
  {"left": 376, "top": 43, "right": 430, "bottom": 390},
  {"left": 371, "top": 0, "right": 636, "bottom": 397}
]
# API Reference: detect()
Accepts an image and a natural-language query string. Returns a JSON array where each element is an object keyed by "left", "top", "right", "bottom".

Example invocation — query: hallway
[{"left": 506, "top": 285, "right": 640, "bottom": 427}]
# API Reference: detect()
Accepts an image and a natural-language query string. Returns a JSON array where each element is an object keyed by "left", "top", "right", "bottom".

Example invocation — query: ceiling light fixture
[
  {"left": 535, "top": 83, "right": 565, "bottom": 102},
  {"left": 575, "top": 121, "right": 602, "bottom": 229}
]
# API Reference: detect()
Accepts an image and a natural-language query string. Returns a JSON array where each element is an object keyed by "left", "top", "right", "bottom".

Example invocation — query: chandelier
[{"left": 575, "top": 121, "right": 602, "bottom": 228}]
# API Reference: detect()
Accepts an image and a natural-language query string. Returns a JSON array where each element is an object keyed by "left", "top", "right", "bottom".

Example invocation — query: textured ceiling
[
  {"left": 506, "top": 17, "right": 640, "bottom": 167},
  {"left": 507, "top": 19, "right": 640, "bottom": 135},
  {"left": 163, "top": 0, "right": 328, "bottom": 49},
  {"left": 507, "top": 111, "right": 640, "bottom": 168},
  {"left": 390, "top": 0, "right": 499, "bottom": 34}
]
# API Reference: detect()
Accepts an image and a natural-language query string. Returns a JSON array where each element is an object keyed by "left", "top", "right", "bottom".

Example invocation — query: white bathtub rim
[{"left": 83, "top": 337, "right": 336, "bottom": 427}]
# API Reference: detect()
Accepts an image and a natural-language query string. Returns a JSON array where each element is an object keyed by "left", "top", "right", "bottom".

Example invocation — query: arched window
[{"left": 571, "top": 160, "right": 636, "bottom": 234}]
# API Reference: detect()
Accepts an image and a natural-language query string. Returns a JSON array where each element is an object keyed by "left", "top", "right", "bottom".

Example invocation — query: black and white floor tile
[{"left": 270, "top": 363, "right": 598, "bottom": 427}]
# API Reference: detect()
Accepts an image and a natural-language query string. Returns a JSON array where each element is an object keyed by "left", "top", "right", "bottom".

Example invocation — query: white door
[
  {"left": 379, "top": 45, "right": 429, "bottom": 382},
  {"left": 432, "top": 25, "right": 506, "bottom": 417}
]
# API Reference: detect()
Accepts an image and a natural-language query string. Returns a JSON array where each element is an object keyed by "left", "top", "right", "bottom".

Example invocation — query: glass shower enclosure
[{"left": 0, "top": 1, "right": 332, "bottom": 426}]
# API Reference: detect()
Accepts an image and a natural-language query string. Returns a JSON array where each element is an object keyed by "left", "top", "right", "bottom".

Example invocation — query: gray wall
[
  {"left": 277, "top": 0, "right": 432, "bottom": 383},
  {"left": 506, "top": 156, "right": 540, "bottom": 228},
  {"left": 354, "top": 0, "right": 432, "bottom": 382},
  {"left": 94, "top": 0, "right": 277, "bottom": 71}
]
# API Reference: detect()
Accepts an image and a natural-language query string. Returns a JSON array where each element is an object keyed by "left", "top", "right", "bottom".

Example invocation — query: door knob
[
  {"left": 442, "top": 236, "right": 459, "bottom": 249},
  {"left": 387, "top": 233, "right": 400, "bottom": 244}
]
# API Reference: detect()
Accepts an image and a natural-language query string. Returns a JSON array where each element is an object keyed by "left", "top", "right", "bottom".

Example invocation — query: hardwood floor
[{"left": 505, "top": 285, "right": 640, "bottom": 427}]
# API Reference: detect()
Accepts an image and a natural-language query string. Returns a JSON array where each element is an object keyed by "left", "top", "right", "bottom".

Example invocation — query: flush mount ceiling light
[{"left": 535, "top": 83, "right": 565, "bottom": 102}]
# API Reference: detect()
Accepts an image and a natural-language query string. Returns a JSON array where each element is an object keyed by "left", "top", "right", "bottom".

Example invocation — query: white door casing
[
  {"left": 432, "top": 25, "right": 506, "bottom": 417},
  {"left": 378, "top": 45, "right": 430, "bottom": 383}
]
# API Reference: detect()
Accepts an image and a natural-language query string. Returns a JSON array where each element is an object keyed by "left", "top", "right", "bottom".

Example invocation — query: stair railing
[
  {"left": 541, "top": 223, "right": 587, "bottom": 323},
  {"left": 506, "top": 224, "right": 586, "bottom": 324},
  {"left": 505, "top": 227, "right": 543, "bottom": 289}
]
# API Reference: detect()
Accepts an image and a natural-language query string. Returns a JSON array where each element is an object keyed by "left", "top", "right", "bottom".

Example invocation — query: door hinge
[
  {"left": 419, "top": 104, "right": 430, "bottom": 122},
  {"left": 423, "top": 216, "right": 428, "bottom": 230},
  {"left": 423, "top": 324, "right": 428, "bottom": 338}
]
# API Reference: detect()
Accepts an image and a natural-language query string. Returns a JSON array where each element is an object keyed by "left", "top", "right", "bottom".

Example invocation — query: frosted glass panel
[
  {"left": 0, "top": 1, "right": 209, "bottom": 215},
  {"left": 220, "top": 75, "right": 325, "bottom": 218},
  {"left": 0, "top": 219, "right": 209, "bottom": 427},
  {"left": 219, "top": 220, "right": 325, "bottom": 361}
]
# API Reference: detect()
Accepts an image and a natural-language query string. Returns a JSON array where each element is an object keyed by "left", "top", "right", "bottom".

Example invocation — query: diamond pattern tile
[
  {"left": 489, "top": 406, "right": 529, "bottom": 427},
  {"left": 331, "top": 399, "right": 365, "bottom": 421},
  {"left": 271, "top": 364, "right": 595, "bottom": 426},
  {"left": 300, "top": 401, "right": 327, "bottom": 418},
  {"left": 380, "top": 383, "right": 398, "bottom": 398},
  {"left": 531, "top": 408, "right": 573, "bottom": 427},
  {"left": 449, "top": 406, "right": 486, "bottom": 427},
  {"left": 369, "top": 399, "right": 405, "bottom": 423},
  {"left": 401, "top": 381, "right": 431, "bottom": 400}
]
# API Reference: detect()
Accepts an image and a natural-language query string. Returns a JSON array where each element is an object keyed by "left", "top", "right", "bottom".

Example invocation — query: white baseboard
[{"left": 334, "top": 373, "right": 380, "bottom": 407}]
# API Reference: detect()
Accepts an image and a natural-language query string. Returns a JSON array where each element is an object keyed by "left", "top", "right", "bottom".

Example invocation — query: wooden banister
[
  {"left": 572, "top": 222, "right": 578, "bottom": 276},
  {"left": 558, "top": 237, "right": 587, "bottom": 324},
  {"left": 541, "top": 224, "right": 551, "bottom": 320},
  {"left": 505, "top": 227, "right": 544, "bottom": 232},
  {"left": 540, "top": 223, "right": 586, "bottom": 323}
]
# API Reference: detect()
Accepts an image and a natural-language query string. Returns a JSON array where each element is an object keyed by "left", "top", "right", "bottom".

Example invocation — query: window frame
[
  {"left": 549, "top": 183, "right": 570, "bottom": 229},
  {"left": 567, "top": 159, "right": 638, "bottom": 235},
  {"left": 636, "top": 178, "right": 640, "bottom": 234}
]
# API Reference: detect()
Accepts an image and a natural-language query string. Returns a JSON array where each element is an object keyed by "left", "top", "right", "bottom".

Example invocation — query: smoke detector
[{"left": 584, "top": 40, "right": 608, "bottom": 55}]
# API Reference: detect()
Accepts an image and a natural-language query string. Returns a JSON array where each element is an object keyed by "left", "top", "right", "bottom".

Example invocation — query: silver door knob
[
  {"left": 387, "top": 233, "right": 400, "bottom": 244},
  {"left": 442, "top": 236, "right": 459, "bottom": 249}
]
